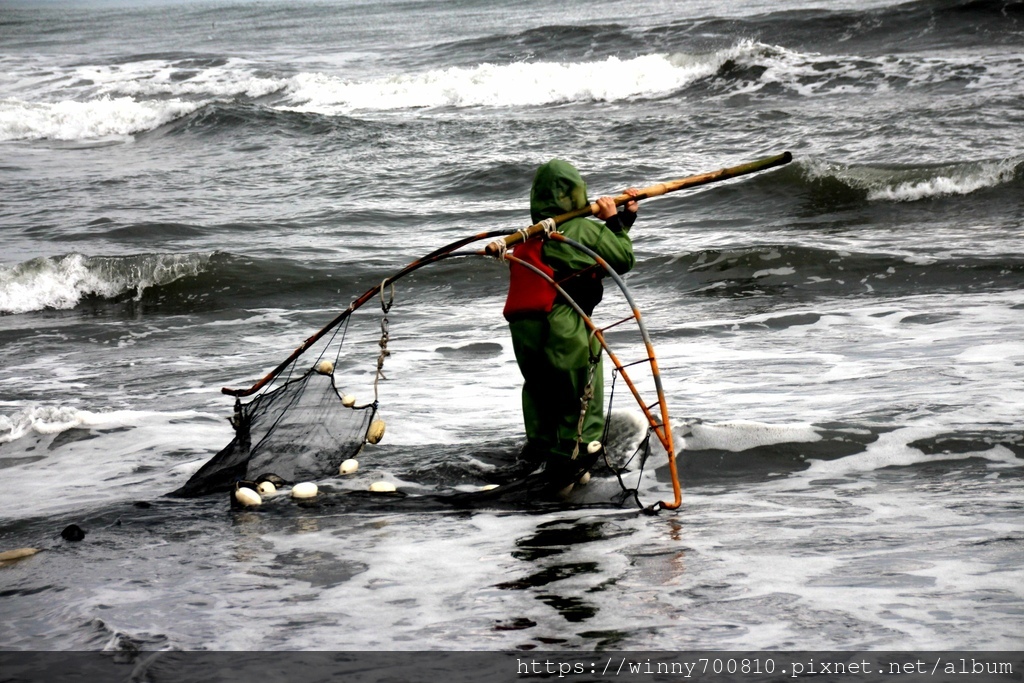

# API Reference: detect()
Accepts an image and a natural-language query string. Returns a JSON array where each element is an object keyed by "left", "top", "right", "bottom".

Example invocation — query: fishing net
[
  {"left": 167, "top": 247, "right": 675, "bottom": 510},
  {"left": 168, "top": 230, "right": 686, "bottom": 510},
  {"left": 166, "top": 155, "right": 795, "bottom": 508},
  {"left": 169, "top": 365, "right": 377, "bottom": 498},
  {"left": 169, "top": 271, "right": 405, "bottom": 499}
]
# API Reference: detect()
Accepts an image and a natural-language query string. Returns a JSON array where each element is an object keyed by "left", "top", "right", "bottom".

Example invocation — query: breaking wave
[
  {"left": 281, "top": 40, "right": 1024, "bottom": 112},
  {"left": 0, "top": 250, "right": 414, "bottom": 315},
  {"left": 0, "top": 404, "right": 146, "bottom": 444},
  {"left": 0, "top": 97, "right": 204, "bottom": 142},
  {"left": 281, "top": 51, "right": 724, "bottom": 113},
  {"left": 798, "top": 156, "right": 1024, "bottom": 203},
  {"left": 7, "top": 34, "right": 1021, "bottom": 141},
  {"left": 0, "top": 252, "right": 212, "bottom": 314}
]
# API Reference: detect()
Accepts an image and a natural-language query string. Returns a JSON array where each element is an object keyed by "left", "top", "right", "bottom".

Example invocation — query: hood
[{"left": 530, "top": 159, "right": 589, "bottom": 224}]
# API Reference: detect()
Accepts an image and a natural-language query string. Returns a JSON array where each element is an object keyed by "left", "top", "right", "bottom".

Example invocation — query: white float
[
  {"left": 235, "top": 487, "right": 262, "bottom": 507},
  {"left": 291, "top": 482, "right": 319, "bottom": 499},
  {"left": 0, "top": 548, "right": 40, "bottom": 562},
  {"left": 366, "top": 419, "right": 386, "bottom": 444}
]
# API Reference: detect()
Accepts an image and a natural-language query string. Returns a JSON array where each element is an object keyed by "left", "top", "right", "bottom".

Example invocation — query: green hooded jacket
[{"left": 530, "top": 159, "right": 636, "bottom": 275}]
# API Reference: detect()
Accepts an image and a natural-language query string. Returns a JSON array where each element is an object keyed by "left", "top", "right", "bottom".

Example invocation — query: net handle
[
  {"left": 484, "top": 152, "right": 792, "bottom": 256},
  {"left": 223, "top": 153, "right": 792, "bottom": 398}
]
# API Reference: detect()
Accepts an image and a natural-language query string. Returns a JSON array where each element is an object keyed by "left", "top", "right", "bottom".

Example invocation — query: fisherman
[{"left": 504, "top": 159, "right": 638, "bottom": 491}]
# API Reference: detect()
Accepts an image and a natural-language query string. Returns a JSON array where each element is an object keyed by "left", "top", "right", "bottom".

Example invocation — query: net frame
[{"left": 207, "top": 228, "right": 682, "bottom": 512}]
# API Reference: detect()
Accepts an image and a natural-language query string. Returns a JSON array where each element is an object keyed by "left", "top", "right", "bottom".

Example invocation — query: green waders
[{"left": 510, "top": 303, "right": 605, "bottom": 478}]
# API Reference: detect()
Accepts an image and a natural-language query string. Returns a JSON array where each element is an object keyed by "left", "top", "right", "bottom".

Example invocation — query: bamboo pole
[{"left": 484, "top": 151, "right": 792, "bottom": 256}]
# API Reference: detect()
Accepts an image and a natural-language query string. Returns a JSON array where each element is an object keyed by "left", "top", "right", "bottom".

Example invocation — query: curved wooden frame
[{"left": 500, "top": 242, "right": 680, "bottom": 511}]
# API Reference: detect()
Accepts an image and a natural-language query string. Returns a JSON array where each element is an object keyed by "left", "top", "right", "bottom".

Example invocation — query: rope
[
  {"left": 333, "top": 314, "right": 352, "bottom": 367},
  {"left": 486, "top": 218, "right": 558, "bottom": 261},
  {"left": 373, "top": 280, "right": 393, "bottom": 403},
  {"left": 571, "top": 329, "right": 602, "bottom": 461},
  {"left": 379, "top": 278, "right": 395, "bottom": 313},
  {"left": 599, "top": 367, "right": 651, "bottom": 512},
  {"left": 603, "top": 430, "right": 650, "bottom": 511},
  {"left": 602, "top": 367, "right": 619, "bottom": 445}
]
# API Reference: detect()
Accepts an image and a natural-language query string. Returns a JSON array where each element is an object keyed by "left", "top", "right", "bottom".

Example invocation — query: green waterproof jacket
[{"left": 530, "top": 159, "right": 636, "bottom": 277}]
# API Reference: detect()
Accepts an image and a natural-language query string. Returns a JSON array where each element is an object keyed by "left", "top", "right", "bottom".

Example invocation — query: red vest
[{"left": 502, "top": 238, "right": 556, "bottom": 320}]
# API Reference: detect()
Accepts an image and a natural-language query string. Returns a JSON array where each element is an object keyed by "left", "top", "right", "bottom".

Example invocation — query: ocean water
[{"left": 1, "top": 0, "right": 1022, "bottom": 652}]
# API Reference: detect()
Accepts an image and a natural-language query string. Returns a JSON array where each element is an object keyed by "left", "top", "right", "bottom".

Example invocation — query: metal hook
[{"left": 379, "top": 279, "right": 395, "bottom": 313}]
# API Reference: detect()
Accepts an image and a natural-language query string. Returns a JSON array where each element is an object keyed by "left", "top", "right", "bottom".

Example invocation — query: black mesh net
[{"left": 169, "top": 367, "right": 376, "bottom": 497}]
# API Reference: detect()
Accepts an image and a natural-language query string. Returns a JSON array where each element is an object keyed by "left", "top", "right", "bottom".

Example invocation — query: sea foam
[
  {"left": 74, "top": 58, "right": 286, "bottom": 100},
  {"left": 801, "top": 426, "right": 1023, "bottom": 477},
  {"left": 681, "top": 420, "right": 823, "bottom": 453},
  {"left": 0, "top": 405, "right": 151, "bottom": 444},
  {"left": 280, "top": 40, "right": 1024, "bottom": 114},
  {"left": 282, "top": 51, "right": 725, "bottom": 113}
]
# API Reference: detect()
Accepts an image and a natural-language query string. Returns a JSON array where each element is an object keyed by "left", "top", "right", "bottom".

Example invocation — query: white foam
[
  {"left": 281, "top": 51, "right": 723, "bottom": 113},
  {"left": 76, "top": 59, "right": 285, "bottom": 100},
  {"left": 0, "top": 404, "right": 232, "bottom": 517},
  {"left": 752, "top": 266, "right": 796, "bottom": 278},
  {"left": 0, "top": 55, "right": 293, "bottom": 141},
  {"left": 1, "top": 417, "right": 232, "bottom": 518},
  {"left": 0, "top": 252, "right": 211, "bottom": 314},
  {"left": 955, "top": 341, "right": 1024, "bottom": 364},
  {"left": 682, "top": 420, "right": 822, "bottom": 452},
  {"left": 0, "top": 96, "right": 203, "bottom": 142},
  {"left": 0, "top": 405, "right": 84, "bottom": 443},
  {"left": 803, "top": 427, "right": 1022, "bottom": 477},
  {"left": 0, "top": 404, "right": 182, "bottom": 444},
  {"left": 903, "top": 255, "right": 937, "bottom": 266}
]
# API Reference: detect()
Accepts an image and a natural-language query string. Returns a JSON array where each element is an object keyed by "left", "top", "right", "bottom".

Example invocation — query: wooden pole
[{"left": 484, "top": 151, "right": 792, "bottom": 256}]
